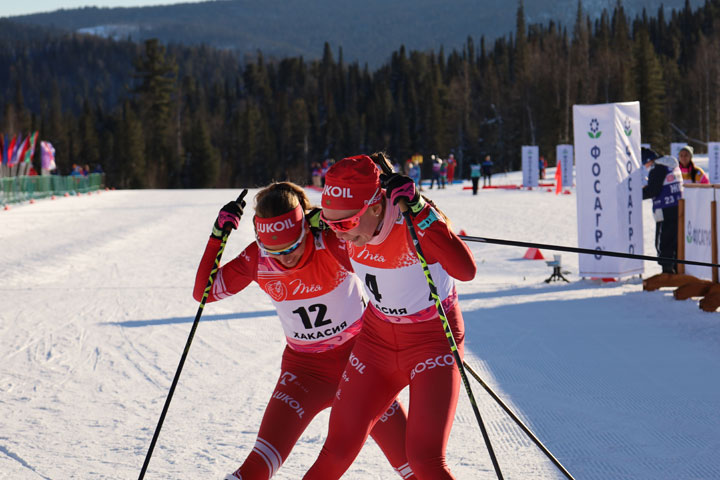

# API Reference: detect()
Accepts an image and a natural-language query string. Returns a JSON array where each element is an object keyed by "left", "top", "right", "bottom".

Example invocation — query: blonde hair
[{"left": 254, "top": 182, "right": 313, "bottom": 218}]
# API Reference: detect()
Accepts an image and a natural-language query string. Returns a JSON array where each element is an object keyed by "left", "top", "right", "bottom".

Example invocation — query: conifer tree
[
  {"left": 132, "top": 39, "right": 178, "bottom": 187},
  {"left": 633, "top": 28, "right": 666, "bottom": 147}
]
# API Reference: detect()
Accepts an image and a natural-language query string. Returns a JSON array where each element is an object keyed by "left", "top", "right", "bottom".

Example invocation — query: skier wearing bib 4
[
  {"left": 193, "top": 182, "right": 414, "bottom": 480},
  {"left": 304, "top": 154, "right": 477, "bottom": 480}
]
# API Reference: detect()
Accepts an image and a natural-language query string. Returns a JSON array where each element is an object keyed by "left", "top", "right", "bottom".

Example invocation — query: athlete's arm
[
  {"left": 193, "top": 239, "right": 258, "bottom": 302},
  {"left": 407, "top": 203, "right": 477, "bottom": 281}
]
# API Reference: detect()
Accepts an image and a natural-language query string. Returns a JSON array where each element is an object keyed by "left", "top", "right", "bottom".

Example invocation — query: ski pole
[
  {"left": 458, "top": 234, "right": 720, "bottom": 269},
  {"left": 462, "top": 361, "right": 575, "bottom": 480},
  {"left": 375, "top": 157, "right": 504, "bottom": 480},
  {"left": 138, "top": 190, "right": 248, "bottom": 480}
]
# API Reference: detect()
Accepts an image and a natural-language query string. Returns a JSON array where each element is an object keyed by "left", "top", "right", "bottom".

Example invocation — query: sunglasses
[
  {"left": 257, "top": 224, "right": 306, "bottom": 256},
  {"left": 320, "top": 188, "right": 381, "bottom": 232}
]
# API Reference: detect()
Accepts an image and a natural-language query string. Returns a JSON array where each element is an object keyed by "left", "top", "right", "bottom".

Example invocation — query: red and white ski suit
[
  {"left": 194, "top": 228, "right": 413, "bottom": 479},
  {"left": 303, "top": 200, "right": 476, "bottom": 480}
]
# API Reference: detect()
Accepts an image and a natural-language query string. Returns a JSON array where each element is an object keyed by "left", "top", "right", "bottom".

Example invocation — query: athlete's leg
[
  {"left": 228, "top": 346, "right": 342, "bottom": 480},
  {"left": 405, "top": 354, "right": 461, "bottom": 479},
  {"left": 399, "top": 303, "right": 465, "bottom": 480},
  {"left": 303, "top": 351, "right": 405, "bottom": 479},
  {"left": 369, "top": 399, "right": 415, "bottom": 478}
]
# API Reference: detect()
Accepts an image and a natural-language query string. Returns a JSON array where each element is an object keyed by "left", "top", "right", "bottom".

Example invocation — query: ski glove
[
  {"left": 211, "top": 197, "right": 246, "bottom": 239},
  {"left": 381, "top": 173, "right": 425, "bottom": 216}
]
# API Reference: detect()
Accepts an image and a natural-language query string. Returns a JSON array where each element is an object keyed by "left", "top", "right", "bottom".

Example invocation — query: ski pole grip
[
  {"left": 396, "top": 198, "right": 409, "bottom": 213},
  {"left": 372, "top": 154, "right": 411, "bottom": 213},
  {"left": 223, "top": 189, "right": 249, "bottom": 234}
]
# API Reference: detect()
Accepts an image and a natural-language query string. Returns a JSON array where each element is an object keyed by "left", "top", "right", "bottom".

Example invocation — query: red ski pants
[
  {"left": 303, "top": 302, "right": 464, "bottom": 480},
  {"left": 231, "top": 338, "right": 411, "bottom": 479}
]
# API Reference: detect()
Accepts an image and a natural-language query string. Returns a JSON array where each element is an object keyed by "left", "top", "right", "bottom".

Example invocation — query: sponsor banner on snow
[
  {"left": 573, "top": 102, "right": 644, "bottom": 277},
  {"left": 685, "top": 186, "right": 715, "bottom": 280},
  {"left": 708, "top": 142, "right": 720, "bottom": 184},
  {"left": 557, "top": 144, "right": 574, "bottom": 188},
  {"left": 522, "top": 145, "right": 539, "bottom": 187}
]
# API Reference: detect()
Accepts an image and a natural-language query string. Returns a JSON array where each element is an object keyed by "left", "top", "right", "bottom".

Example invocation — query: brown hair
[{"left": 254, "top": 182, "right": 313, "bottom": 218}]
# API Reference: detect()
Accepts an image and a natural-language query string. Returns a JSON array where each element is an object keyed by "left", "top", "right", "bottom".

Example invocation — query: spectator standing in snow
[
  {"left": 311, "top": 162, "right": 322, "bottom": 187},
  {"left": 470, "top": 159, "right": 481, "bottom": 195},
  {"left": 408, "top": 158, "right": 422, "bottom": 192},
  {"left": 677, "top": 145, "right": 709, "bottom": 185},
  {"left": 194, "top": 182, "right": 414, "bottom": 480},
  {"left": 440, "top": 159, "right": 448, "bottom": 188},
  {"left": 446, "top": 153, "right": 456, "bottom": 185},
  {"left": 481, "top": 155, "right": 493, "bottom": 187},
  {"left": 642, "top": 148, "right": 683, "bottom": 274},
  {"left": 428, "top": 155, "right": 441, "bottom": 189},
  {"left": 304, "top": 153, "right": 476, "bottom": 479}
]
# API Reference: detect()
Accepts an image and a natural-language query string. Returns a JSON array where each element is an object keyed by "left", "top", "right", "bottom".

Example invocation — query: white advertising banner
[
  {"left": 522, "top": 146, "right": 539, "bottom": 187},
  {"left": 670, "top": 142, "right": 685, "bottom": 159},
  {"left": 708, "top": 142, "right": 720, "bottom": 184},
  {"left": 685, "top": 186, "right": 714, "bottom": 280},
  {"left": 573, "top": 102, "right": 644, "bottom": 277},
  {"left": 556, "top": 144, "right": 574, "bottom": 188}
]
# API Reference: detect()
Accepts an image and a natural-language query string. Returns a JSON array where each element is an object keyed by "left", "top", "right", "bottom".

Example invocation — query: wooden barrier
[{"left": 643, "top": 184, "right": 720, "bottom": 311}]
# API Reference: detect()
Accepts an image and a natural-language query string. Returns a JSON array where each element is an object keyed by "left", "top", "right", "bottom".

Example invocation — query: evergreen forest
[{"left": 1, "top": 0, "right": 719, "bottom": 188}]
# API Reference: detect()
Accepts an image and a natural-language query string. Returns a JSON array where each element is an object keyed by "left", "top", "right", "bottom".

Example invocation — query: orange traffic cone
[{"left": 523, "top": 248, "right": 545, "bottom": 260}]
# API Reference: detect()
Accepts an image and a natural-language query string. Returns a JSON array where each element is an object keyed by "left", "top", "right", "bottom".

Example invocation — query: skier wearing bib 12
[
  {"left": 303, "top": 154, "right": 477, "bottom": 479},
  {"left": 193, "top": 182, "right": 414, "bottom": 480}
]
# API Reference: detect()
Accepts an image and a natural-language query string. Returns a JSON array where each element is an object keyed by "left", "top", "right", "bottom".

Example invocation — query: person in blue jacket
[{"left": 642, "top": 148, "right": 683, "bottom": 274}]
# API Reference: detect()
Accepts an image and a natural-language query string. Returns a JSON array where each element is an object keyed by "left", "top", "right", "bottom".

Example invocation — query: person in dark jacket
[{"left": 642, "top": 148, "right": 684, "bottom": 274}]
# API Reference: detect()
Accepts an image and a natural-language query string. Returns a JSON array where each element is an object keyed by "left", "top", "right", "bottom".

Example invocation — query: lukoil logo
[
  {"left": 256, "top": 218, "right": 296, "bottom": 233},
  {"left": 410, "top": 354, "right": 455, "bottom": 379},
  {"left": 323, "top": 185, "right": 354, "bottom": 198},
  {"left": 279, "top": 371, "right": 297, "bottom": 386}
]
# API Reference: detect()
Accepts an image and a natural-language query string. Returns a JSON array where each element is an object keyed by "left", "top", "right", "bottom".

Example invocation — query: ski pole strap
[
  {"left": 417, "top": 209, "right": 438, "bottom": 230},
  {"left": 459, "top": 235, "right": 720, "bottom": 269}
]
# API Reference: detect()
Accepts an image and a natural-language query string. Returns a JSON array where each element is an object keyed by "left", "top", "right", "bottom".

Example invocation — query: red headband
[
  {"left": 254, "top": 204, "right": 305, "bottom": 246},
  {"left": 322, "top": 155, "right": 381, "bottom": 210}
]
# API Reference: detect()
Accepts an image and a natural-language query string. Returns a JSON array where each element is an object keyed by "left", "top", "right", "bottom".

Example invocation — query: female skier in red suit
[
  {"left": 194, "top": 182, "right": 414, "bottom": 480},
  {"left": 303, "top": 154, "right": 476, "bottom": 479}
]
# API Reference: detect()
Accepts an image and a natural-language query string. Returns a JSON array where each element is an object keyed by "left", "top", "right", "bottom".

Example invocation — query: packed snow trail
[{"left": 1, "top": 178, "right": 720, "bottom": 479}]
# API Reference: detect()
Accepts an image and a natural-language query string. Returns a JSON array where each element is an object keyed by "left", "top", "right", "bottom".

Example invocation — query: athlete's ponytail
[{"left": 255, "top": 182, "right": 314, "bottom": 218}]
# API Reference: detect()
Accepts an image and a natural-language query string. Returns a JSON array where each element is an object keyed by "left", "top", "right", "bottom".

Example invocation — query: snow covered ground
[{"left": 2, "top": 168, "right": 720, "bottom": 480}]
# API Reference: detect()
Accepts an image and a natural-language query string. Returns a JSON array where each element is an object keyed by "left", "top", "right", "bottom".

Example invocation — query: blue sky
[{"left": 0, "top": 1, "right": 198, "bottom": 17}]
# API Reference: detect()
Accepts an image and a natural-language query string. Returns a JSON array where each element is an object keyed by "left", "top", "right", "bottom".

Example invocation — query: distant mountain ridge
[{"left": 8, "top": 0, "right": 704, "bottom": 65}]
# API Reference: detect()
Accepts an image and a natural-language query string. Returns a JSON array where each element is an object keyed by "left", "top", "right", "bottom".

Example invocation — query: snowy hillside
[{"left": 2, "top": 169, "right": 720, "bottom": 479}]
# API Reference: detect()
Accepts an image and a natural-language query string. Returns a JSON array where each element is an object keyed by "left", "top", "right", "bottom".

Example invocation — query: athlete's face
[
  {"left": 263, "top": 227, "right": 308, "bottom": 269},
  {"left": 323, "top": 202, "right": 383, "bottom": 247}
]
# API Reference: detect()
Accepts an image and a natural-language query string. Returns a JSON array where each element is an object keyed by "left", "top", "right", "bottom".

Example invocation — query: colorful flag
[
  {"left": 41, "top": 141, "right": 56, "bottom": 171},
  {"left": 23, "top": 131, "right": 38, "bottom": 164},
  {"left": 554, "top": 159, "right": 562, "bottom": 195},
  {"left": 7, "top": 134, "right": 19, "bottom": 167},
  {"left": 16, "top": 135, "right": 31, "bottom": 165}
]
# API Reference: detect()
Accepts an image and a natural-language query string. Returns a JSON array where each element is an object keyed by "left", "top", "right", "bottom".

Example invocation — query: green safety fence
[{"left": 1, "top": 173, "right": 105, "bottom": 205}]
